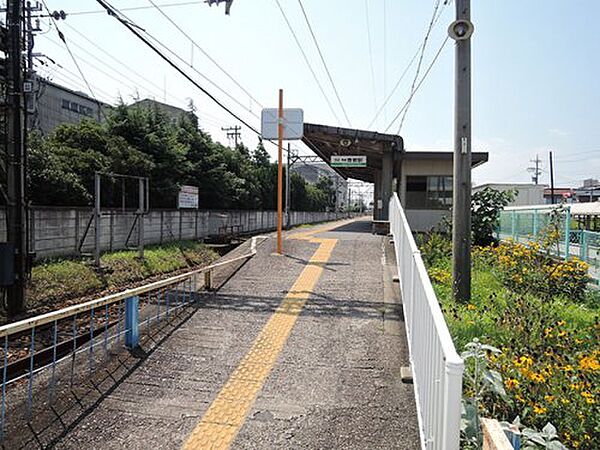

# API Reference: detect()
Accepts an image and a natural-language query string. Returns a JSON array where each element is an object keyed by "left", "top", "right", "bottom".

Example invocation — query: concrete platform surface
[{"left": 8, "top": 218, "right": 420, "bottom": 449}]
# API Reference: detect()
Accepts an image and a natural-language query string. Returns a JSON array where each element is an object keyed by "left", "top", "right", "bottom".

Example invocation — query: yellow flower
[
  {"left": 467, "top": 304, "right": 476, "bottom": 311},
  {"left": 528, "top": 372, "right": 546, "bottom": 383},
  {"left": 533, "top": 404, "right": 547, "bottom": 414},
  {"left": 544, "top": 395, "right": 555, "bottom": 403},
  {"left": 581, "top": 391, "right": 595, "bottom": 404},
  {"left": 505, "top": 378, "right": 519, "bottom": 390},
  {"left": 579, "top": 355, "right": 600, "bottom": 371},
  {"left": 514, "top": 355, "right": 533, "bottom": 368}
]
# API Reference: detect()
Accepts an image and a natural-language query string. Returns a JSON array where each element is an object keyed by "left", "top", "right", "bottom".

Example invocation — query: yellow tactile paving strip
[{"left": 183, "top": 222, "right": 344, "bottom": 450}]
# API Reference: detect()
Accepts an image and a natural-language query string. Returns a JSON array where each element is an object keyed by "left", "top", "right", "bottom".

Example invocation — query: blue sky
[{"left": 33, "top": 0, "right": 600, "bottom": 187}]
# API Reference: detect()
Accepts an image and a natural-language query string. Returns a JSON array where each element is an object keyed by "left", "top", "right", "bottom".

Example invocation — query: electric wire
[
  {"left": 296, "top": 0, "right": 352, "bottom": 127},
  {"left": 368, "top": 1, "right": 447, "bottom": 130},
  {"left": 94, "top": 0, "right": 261, "bottom": 135},
  {"left": 41, "top": 34, "right": 159, "bottom": 102},
  {"left": 146, "top": 0, "right": 264, "bottom": 109},
  {"left": 364, "top": 0, "right": 377, "bottom": 116},
  {"left": 397, "top": 0, "right": 443, "bottom": 133},
  {"left": 62, "top": 22, "right": 190, "bottom": 108},
  {"left": 35, "top": 62, "right": 115, "bottom": 102},
  {"left": 40, "top": 0, "right": 108, "bottom": 120},
  {"left": 50, "top": 2, "right": 202, "bottom": 17},
  {"left": 273, "top": 0, "right": 341, "bottom": 126},
  {"left": 135, "top": 19, "right": 261, "bottom": 119},
  {"left": 384, "top": 36, "right": 450, "bottom": 133}
]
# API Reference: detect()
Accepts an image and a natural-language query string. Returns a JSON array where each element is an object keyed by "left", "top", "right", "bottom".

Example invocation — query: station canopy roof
[{"left": 302, "top": 123, "right": 489, "bottom": 183}]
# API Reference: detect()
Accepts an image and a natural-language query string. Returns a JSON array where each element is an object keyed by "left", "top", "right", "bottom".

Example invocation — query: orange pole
[{"left": 277, "top": 89, "right": 284, "bottom": 254}]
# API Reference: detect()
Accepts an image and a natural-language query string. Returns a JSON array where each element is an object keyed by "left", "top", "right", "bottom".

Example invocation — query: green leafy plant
[
  {"left": 501, "top": 418, "right": 568, "bottom": 450},
  {"left": 460, "top": 338, "right": 507, "bottom": 449},
  {"left": 471, "top": 187, "right": 516, "bottom": 246}
]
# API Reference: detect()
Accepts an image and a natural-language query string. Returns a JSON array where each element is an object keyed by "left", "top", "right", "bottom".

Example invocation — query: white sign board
[
  {"left": 331, "top": 155, "right": 367, "bottom": 168},
  {"left": 178, "top": 185, "right": 199, "bottom": 209},
  {"left": 261, "top": 108, "right": 304, "bottom": 140}
]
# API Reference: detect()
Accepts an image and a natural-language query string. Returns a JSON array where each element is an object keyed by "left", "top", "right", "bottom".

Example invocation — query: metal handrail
[
  {"left": 0, "top": 236, "right": 263, "bottom": 339},
  {"left": 389, "top": 193, "right": 463, "bottom": 450}
]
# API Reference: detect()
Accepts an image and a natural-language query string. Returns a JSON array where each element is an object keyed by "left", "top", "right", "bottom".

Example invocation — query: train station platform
[{"left": 6, "top": 218, "right": 420, "bottom": 449}]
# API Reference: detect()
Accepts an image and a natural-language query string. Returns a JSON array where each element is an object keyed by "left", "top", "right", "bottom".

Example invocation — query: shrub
[{"left": 478, "top": 241, "right": 590, "bottom": 301}]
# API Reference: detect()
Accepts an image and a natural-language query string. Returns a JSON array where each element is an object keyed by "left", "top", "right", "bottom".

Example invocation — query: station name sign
[{"left": 330, "top": 155, "right": 367, "bottom": 168}]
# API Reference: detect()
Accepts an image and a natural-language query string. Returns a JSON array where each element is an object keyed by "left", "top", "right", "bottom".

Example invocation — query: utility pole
[
  {"left": 285, "top": 143, "right": 291, "bottom": 228},
  {"left": 276, "top": 89, "right": 283, "bottom": 254},
  {"left": 527, "top": 154, "right": 542, "bottom": 184},
  {"left": 450, "top": 0, "right": 475, "bottom": 302},
  {"left": 549, "top": 150, "right": 555, "bottom": 204},
  {"left": 6, "top": 0, "right": 27, "bottom": 315},
  {"left": 222, "top": 125, "right": 241, "bottom": 147}
]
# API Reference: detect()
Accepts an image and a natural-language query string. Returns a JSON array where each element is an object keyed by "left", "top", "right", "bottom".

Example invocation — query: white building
[{"left": 473, "top": 183, "right": 545, "bottom": 207}]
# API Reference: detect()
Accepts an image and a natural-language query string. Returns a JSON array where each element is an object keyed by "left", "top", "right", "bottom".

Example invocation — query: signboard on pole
[
  {"left": 178, "top": 185, "right": 199, "bottom": 209},
  {"left": 261, "top": 108, "right": 304, "bottom": 140},
  {"left": 331, "top": 155, "right": 367, "bottom": 168}
]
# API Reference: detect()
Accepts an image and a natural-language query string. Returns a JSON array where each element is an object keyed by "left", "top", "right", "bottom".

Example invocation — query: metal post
[
  {"left": 138, "top": 178, "right": 144, "bottom": 259},
  {"left": 205, "top": 270, "right": 212, "bottom": 291},
  {"left": 549, "top": 150, "right": 555, "bottom": 205},
  {"left": 564, "top": 206, "right": 570, "bottom": 260},
  {"left": 451, "top": 0, "right": 473, "bottom": 302},
  {"left": 277, "top": 89, "right": 284, "bottom": 254},
  {"left": 533, "top": 209, "right": 538, "bottom": 238},
  {"left": 94, "top": 172, "right": 101, "bottom": 266},
  {"left": 6, "top": 0, "right": 27, "bottom": 315},
  {"left": 125, "top": 296, "right": 140, "bottom": 349}
]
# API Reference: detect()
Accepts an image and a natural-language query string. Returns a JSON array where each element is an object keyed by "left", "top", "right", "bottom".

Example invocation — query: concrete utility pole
[
  {"left": 6, "top": 0, "right": 27, "bottom": 315},
  {"left": 285, "top": 143, "right": 291, "bottom": 228},
  {"left": 222, "top": 125, "right": 241, "bottom": 147},
  {"left": 527, "top": 154, "right": 542, "bottom": 184},
  {"left": 450, "top": 0, "right": 475, "bottom": 302}
]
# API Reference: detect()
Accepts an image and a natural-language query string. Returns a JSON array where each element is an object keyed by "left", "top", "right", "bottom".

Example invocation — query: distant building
[
  {"left": 574, "top": 178, "right": 600, "bottom": 203},
  {"left": 292, "top": 162, "right": 348, "bottom": 211},
  {"left": 32, "top": 78, "right": 110, "bottom": 135},
  {"left": 473, "top": 183, "right": 544, "bottom": 206},
  {"left": 131, "top": 98, "right": 191, "bottom": 124},
  {"left": 543, "top": 187, "right": 575, "bottom": 204}
]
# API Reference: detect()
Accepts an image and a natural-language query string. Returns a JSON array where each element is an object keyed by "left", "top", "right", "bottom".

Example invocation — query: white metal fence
[{"left": 389, "top": 193, "right": 463, "bottom": 450}]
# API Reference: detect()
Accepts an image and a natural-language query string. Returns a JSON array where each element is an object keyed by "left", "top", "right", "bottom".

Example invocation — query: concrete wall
[
  {"left": 400, "top": 158, "right": 453, "bottom": 232},
  {"left": 0, "top": 207, "right": 348, "bottom": 260}
]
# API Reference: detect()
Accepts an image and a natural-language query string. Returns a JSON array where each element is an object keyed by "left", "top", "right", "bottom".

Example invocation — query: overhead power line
[
  {"left": 273, "top": 0, "right": 341, "bottom": 126},
  {"left": 55, "top": 2, "right": 202, "bottom": 17},
  {"left": 63, "top": 22, "right": 189, "bottom": 107},
  {"left": 397, "top": 0, "right": 444, "bottom": 133},
  {"left": 41, "top": 0, "right": 107, "bottom": 119},
  {"left": 369, "top": 1, "right": 448, "bottom": 130},
  {"left": 94, "top": 0, "right": 261, "bottom": 134},
  {"left": 384, "top": 36, "right": 450, "bottom": 133},
  {"left": 297, "top": 0, "right": 352, "bottom": 127},
  {"left": 364, "top": 0, "right": 377, "bottom": 116},
  {"left": 146, "top": 0, "right": 263, "bottom": 109}
]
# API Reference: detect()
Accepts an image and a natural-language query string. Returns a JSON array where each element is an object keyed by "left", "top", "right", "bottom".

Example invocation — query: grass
[
  {"left": 26, "top": 241, "right": 219, "bottom": 313},
  {"left": 422, "top": 238, "right": 599, "bottom": 449}
]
